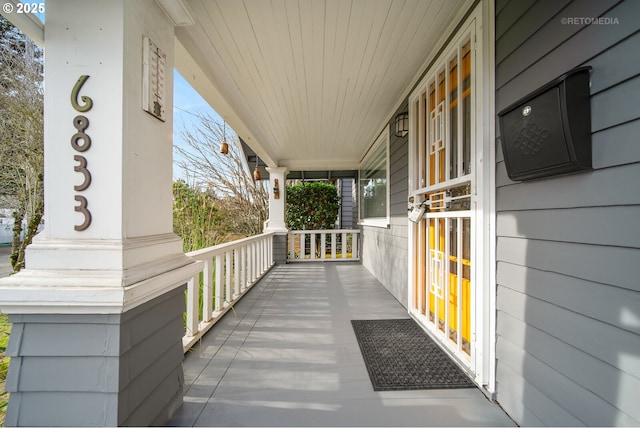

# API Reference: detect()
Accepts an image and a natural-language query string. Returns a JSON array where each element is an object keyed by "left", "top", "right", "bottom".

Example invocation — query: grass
[{"left": 0, "top": 312, "right": 10, "bottom": 426}]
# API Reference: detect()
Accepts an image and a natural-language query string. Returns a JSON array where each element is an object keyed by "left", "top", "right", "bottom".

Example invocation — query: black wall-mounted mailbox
[{"left": 498, "top": 66, "right": 592, "bottom": 181}]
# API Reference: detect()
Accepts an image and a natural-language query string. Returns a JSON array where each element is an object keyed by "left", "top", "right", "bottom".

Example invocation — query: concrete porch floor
[{"left": 168, "top": 263, "right": 515, "bottom": 427}]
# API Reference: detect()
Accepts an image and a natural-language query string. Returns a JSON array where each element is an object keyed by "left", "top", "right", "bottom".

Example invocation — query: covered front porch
[
  {"left": 170, "top": 262, "right": 513, "bottom": 427},
  {"left": 0, "top": 0, "right": 503, "bottom": 425}
]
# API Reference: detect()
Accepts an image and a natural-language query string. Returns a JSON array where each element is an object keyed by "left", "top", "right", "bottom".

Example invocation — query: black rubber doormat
[{"left": 351, "top": 319, "right": 475, "bottom": 391}]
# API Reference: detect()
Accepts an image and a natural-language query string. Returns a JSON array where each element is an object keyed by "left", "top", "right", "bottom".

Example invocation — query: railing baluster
[
  {"left": 260, "top": 238, "right": 264, "bottom": 273},
  {"left": 186, "top": 274, "right": 199, "bottom": 337},
  {"left": 352, "top": 232, "right": 359, "bottom": 260},
  {"left": 302, "top": 233, "right": 306, "bottom": 259},
  {"left": 270, "top": 235, "right": 274, "bottom": 265},
  {"left": 342, "top": 232, "right": 347, "bottom": 259},
  {"left": 225, "top": 250, "right": 232, "bottom": 302},
  {"left": 331, "top": 233, "right": 337, "bottom": 259},
  {"left": 234, "top": 248, "right": 240, "bottom": 298},
  {"left": 249, "top": 242, "right": 255, "bottom": 283},
  {"left": 285, "top": 230, "right": 360, "bottom": 262},
  {"left": 215, "top": 254, "right": 223, "bottom": 311},
  {"left": 241, "top": 245, "right": 247, "bottom": 290},
  {"left": 265, "top": 236, "right": 269, "bottom": 268},
  {"left": 202, "top": 258, "right": 213, "bottom": 322}
]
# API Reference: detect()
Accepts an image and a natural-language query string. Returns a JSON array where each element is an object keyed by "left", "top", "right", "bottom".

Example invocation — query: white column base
[{"left": 0, "top": 233, "right": 202, "bottom": 314}]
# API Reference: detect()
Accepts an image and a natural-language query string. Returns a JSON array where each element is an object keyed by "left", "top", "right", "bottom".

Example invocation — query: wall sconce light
[
  {"left": 253, "top": 157, "right": 261, "bottom": 181},
  {"left": 273, "top": 178, "right": 280, "bottom": 199},
  {"left": 220, "top": 121, "right": 229, "bottom": 154},
  {"left": 395, "top": 112, "right": 409, "bottom": 138}
]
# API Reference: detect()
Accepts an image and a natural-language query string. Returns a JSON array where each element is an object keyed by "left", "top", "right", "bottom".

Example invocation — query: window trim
[{"left": 358, "top": 129, "right": 390, "bottom": 228}]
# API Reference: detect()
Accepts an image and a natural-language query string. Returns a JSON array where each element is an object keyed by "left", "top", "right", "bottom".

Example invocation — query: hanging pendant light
[
  {"left": 220, "top": 121, "right": 229, "bottom": 154},
  {"left": 253, "top": 157, "right": 261, "bottom": 181}
]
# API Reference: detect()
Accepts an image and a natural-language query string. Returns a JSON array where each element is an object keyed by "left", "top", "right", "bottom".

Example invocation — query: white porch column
[
  {"left": 263, "top": 166, "right": 289, "bottom": 264},
  {"left": 0, "top": 1, "right": 198, "bottom": 426},
  {"left": 263, "top": 166, "right": 289, "bottom": 233}
]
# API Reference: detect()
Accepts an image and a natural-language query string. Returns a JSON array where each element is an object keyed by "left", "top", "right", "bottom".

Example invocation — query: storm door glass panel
[
  {"left": 437, "top": 71, "right": 446, "bottom": 184},
  {"left": 428, "top": 82, "right": 437, "bottom": 187},
  {"left": 462, "top": 40, "right": 472, "bottom": 176},
  {"left": 420, "top": 95, "right": 427, "bottom": 189},
  {"left": 427, "top": 217, "right": 437, "bottom": 323},
  {"left": 449, "top": 55, "right": 459, "bottom": 180},
  {"left": 448, "top": 218, "right": 459, "bottom": 345},
  {"left": 428, "top": 71, "right": 447, "bottom": 186},
  {"left": 419, "top": 218, "right": 427, "bottom": 315},
  {"left": 461, "top": 217, "right": 471, "bottom": 355}
]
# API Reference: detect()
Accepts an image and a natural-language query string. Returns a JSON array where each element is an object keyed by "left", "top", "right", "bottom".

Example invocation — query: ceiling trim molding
[{"left": 156, "top": 0, "right": 195, "bottom": 26}]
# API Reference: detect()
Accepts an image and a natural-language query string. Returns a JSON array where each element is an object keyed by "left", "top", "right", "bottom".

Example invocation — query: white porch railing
[
  {"left": 287, "top": 229, "right": 360, "bottom": 261},
  {"left": 182, "top": 232, "right": 275, "bottom": 351}
]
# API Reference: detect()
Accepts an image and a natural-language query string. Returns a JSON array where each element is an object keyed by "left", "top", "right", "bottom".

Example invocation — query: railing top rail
[
  {"left": 186, "top": 231, "right": 275, "bottom": 260},
  {"left": 288, "top": 229, "right": 360, "bottom": 234}
]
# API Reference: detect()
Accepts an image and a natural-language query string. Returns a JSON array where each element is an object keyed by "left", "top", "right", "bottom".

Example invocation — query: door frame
[{"left": 406, "top": 0, "right": 496, "bottom": 395}]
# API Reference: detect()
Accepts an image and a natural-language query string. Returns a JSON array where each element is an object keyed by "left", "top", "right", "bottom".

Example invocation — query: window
[{"left": 359, "top": 130, "right": 389, "bottom": 227}]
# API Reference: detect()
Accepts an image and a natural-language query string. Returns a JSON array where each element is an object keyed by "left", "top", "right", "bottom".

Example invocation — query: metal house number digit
[
  {"left": 71, "top": 75, "right": 93, "bottom": 231},
  {"left": 71, "top": 75, "right": 93, "bottom": 112}
]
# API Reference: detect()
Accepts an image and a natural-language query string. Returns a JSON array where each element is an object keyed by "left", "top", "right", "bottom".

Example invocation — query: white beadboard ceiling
[{"left": 175, "top": 0, "right": 470, "bottom": 170}]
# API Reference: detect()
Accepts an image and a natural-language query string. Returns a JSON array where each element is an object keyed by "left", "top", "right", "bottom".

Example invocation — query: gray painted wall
[
  {"left": 273, "top": 233, "right": 288, "bottom": 265},
  {"left": 338, "top": 178, "right": 356, "bottom": 229},
  {"left": 361, "top": 102, "right": 410, "bottom": 308},
  {"left": 494, "top": 0, "right": 640, "bottom": 425},
  {"left": 5, "top": 286, "right": 186, "bottom": 426}
]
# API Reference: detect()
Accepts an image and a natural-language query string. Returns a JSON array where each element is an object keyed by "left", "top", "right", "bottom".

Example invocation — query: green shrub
[
  {"left": 173, "top": 180, "right": 229, "bottom": 252},
  {"left": 286, "top": 181, "right": 340, "bottom": 230}
]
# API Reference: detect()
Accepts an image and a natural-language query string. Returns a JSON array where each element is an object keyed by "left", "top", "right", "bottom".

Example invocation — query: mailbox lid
[{"left": 500, "top": 86, "right": 572, "bottom": 179}]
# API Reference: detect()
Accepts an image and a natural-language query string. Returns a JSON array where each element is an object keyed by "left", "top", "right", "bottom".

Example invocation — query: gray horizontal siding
[
  {"left": 494, "top": 362, "right": 546, "bottom": 426},
  {"left": 497, "top": 206, "right": 640, "bottom": 249},
  {"left": 273, "top": 233, "right": 287, "bottom": 264},
  {"left": 7, "top": 391, "right": 119, "bottom": 427},
  {"left": 498, "top": 284, "right": 640, "bottom": 380},
  {"left": 498, "top": 236, "right": 639, "bottom": 295},
  {"left": 497, "top": 310, "right": 640, "bottom": 425},
  {"left": 118, "top": 286, "right": 186, "bottom": 426},
  {"left": 361, "top": 217, "right": 408, "bottom": 307},
  {"left": 496, "top": 161, "right": 640, "bottom": 208},
  {"left": 361, "top": 102, "right": 409, "bottom": 306},
  {"left": 591, "top": 74, "right": 640, "bottom": 131},
  {"left": 497, "top": 0, "right": 637, "bottom": 109},
  {"left": 497, "top": 334, "right": 639, "bottom": 426},
  {"left": 389, "top": 103, "right": 409, "bottom": 217},
  {"left": 5, "top": 287, "right": 186, "bottom": 426},
  {"left": 498, "top": 261, "right": 640, "bottom": 336},
  {"left": 339, "top": 178, "right": 355, "bottom": 229},
  {"left": 495, "top": 0, "right": 640, "bottom": 426}
]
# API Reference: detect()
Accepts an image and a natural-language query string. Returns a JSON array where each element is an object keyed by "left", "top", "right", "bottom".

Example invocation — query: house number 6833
[{"left": 71, "top": 75, "right": 93, "bottom": 231}]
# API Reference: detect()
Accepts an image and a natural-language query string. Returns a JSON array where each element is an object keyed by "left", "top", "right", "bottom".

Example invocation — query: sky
[{"left": 172, "top": 71, "right": 224, "bottom": 181}]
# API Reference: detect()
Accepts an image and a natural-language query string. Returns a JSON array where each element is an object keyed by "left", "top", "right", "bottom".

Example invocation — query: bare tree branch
[
  {"left": 0, "top": 16, "right": 44, "bottom": 272},
  {"left": 174, "top": 111, "right": 268, "bottom": 237}
]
